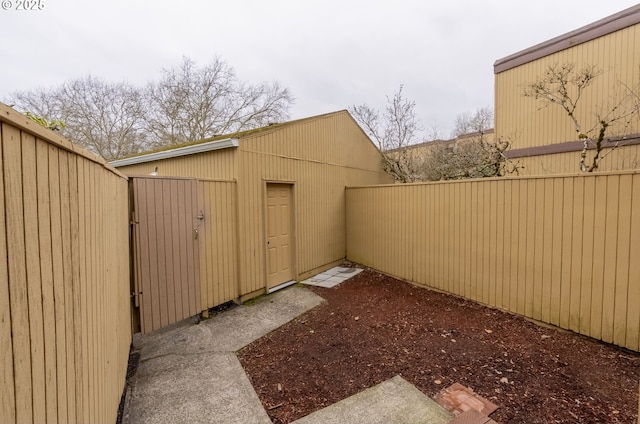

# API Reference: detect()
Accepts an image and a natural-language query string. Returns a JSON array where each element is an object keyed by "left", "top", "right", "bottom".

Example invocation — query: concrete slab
[
  {"left": 124, "top": 285, "right": 324, "bottom": 424},
  {"left": 300, "top": 266, "right": 363, "bottom": 289},
  {"left": 291, "top": 376, "right": 453, "bottom": 424},
  {"left": 125, "top": 352, "right": 271, "bottom": 424}
]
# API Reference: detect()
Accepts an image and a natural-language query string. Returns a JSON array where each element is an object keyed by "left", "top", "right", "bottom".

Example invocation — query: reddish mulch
[{"left": 238, "top": 269, "right": 640, "bottom": 424}]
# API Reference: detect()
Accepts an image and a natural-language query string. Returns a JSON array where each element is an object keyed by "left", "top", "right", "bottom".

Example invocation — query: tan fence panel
[
  {"left": 198, "top": 180, "right": 239, "bottom": 311},
  {"left": 132, "top": 177, "right": 202, "bottom": 334},
  {"left": 346, "top": 171, "right": 640, "bottom": 352},
  {"left": 0, "top": 104, "right": 131, "bottom": 423}
]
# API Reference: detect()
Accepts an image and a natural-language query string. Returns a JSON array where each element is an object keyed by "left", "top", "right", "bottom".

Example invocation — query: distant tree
[
  {"left": 420, "top": 134, "right": 516, "bottom": 181},
  {"left": 145, "top": 57, "right": 294, "bottom": 148},
  {"left": 524, "top": 63, "right": 640, "bottom": 172},
  {"left": 350, "top": 85, "right": 422, "bottom": 182},
  {"left": 8, "top": 56, "right": 294, "bottom": 160},
  {"left": 10, "top": 76, "right": 148, "bottom": 160},
  {"left": 451, "top": 106, "right": 493, "bottom": 138},
  {"left": 419, "top": 106, "right": 519, "bottom": 181}
]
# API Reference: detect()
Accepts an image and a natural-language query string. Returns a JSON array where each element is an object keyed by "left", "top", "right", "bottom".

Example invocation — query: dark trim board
[{"left": 505, "top": 134, "right": 640, "bottom": 159}]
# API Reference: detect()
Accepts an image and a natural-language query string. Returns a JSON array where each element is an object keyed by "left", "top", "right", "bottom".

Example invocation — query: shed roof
[
  {"left": 494, "top": 4, "right": 640, "bottom": 74},
  {"left": 109, "top": 110, "right": 349, "bottom": 167}
]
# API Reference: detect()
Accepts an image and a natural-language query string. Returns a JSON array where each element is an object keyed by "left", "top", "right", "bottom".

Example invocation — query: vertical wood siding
[
  {"left": 198, "top": 180, "right": 238, "bottom": 310},
  {"left": 513, "top": 144, "right": 640, "bottom": 176},
  {"left": 236, "top": 111, "right": 392, "bottom": 295},
  {"left": 346, "top": 171, "right": 640, "bottom": 352},
  {"left": 495, "top": 22, "right": 640, "bottom": 174},
  {"left": 1, "top": 105, "right": 131, "bottom": 423}
]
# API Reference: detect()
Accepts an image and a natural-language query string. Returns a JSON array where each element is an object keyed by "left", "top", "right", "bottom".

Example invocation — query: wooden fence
[
  {"left": 0, "top": 104, "right": 131, "bottom": 423},
  {"left": 346, "top": 171, "right": 640, "bottom": 352}
]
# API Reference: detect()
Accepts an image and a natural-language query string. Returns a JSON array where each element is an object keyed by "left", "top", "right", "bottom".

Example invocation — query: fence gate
[{"left": 131, "top": 177, "right": 202, "bottom": 334}]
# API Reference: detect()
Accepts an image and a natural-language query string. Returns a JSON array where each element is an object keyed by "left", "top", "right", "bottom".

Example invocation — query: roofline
[
  {"left": 109, "top": 138, "right": 239, "bottom": 167},
  {"left": 494, "top": 4, "right": 640, "bottom": 74},
  {"left": 385, "top": 128, "right": 494, "bottom": 153}
]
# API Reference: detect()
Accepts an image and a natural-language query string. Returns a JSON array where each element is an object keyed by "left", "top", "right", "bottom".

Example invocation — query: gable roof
[
  {"left": 109, "top": 110, "right": 349, "bottom": 167},
  {"left": 494, "top": 4, "right": 640, "bottom": 73}
]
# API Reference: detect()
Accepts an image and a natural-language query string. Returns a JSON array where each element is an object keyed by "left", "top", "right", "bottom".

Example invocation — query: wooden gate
[{"left": 131, "top": 177, "right": 202, "bottom": 334}]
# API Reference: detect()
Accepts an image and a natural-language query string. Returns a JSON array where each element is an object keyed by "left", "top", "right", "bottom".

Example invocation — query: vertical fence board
[
  {"left": 580, "top": 177, "right": 595, "bottom": 336},
  {"left": 532, "top": 179, "right": 545, "bottom": 321},
  {"left": 21, "top": 133, "right": 46, "bottom": 424},
  {"left": 570, "top": 177, "right": 585, "bottom": 332},
  {"left": 5, "top": 124, "right": 34, "bottom": 424},
  {"left": 36, "top": 140, "right": 58, "bottom": 423},
  {"left": 626, "top": 176, "right": 640, "bottom": 351},
  {"left": 602, "top": 176, "right": 620, "bottom": 343},
  {"left": 59, "top": 151, "right": 77, "bottom": 424},
  {"left": 0, "top": 123, "right": 16, "bottom": 424},
  {"left": 590, "top": 176, "right": 607, "bottom": 340},
  {"left": 613, "top": 175, "right": 632, "bottom": 346},
  {"left": 541, "top": 178, "right": 554, "bottom": 323},
  {"left": 68, "top": 154, "right": 83, "bottom": 422},
  {"left": 559, "top": 178, "right": 574, "bottom": 329},
  {"left": 166, "top": 181, "right": 177, "bottom": 324},
  {"left": 550, "top": 178, "right": 564, "bottom": 325},
  {"left": 48, "top": 146, "right": 67, "bottom": 424},
  {"left": 524, "top": 180, "right": 535, "bottom": 318},
  {"left": 76, "top": 159, "right": 89, "bottom": 424}
]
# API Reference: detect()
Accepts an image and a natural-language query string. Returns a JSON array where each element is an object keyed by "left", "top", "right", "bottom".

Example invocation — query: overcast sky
[{"left": 0, "top": 0, "right": 637, "bottom": 137}]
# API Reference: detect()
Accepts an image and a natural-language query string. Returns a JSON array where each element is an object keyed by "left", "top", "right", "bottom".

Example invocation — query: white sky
[{"left": 0, "top": 0, "right": 637, "bottom": 136}]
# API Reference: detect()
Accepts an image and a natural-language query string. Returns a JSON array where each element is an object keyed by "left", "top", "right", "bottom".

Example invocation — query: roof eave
[
  {"left": 109, "top": 138, "right": 239, "bottom": 168},
  {"left": 494, "top": 4, "right": 640, "bottom": 74}
]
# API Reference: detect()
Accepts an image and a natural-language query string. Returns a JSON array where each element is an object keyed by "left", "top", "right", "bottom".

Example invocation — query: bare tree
[
  {"left": 420, "top": 134, "right": 516, "bottom": 181},
  {"left": 145, "top": 57, "right": 294, "bottom": 147},
  {"left": 418, "top": 107, "right": 518, "bottom": 181},
  {"left": 8, "top": 56, "right": 294, "bottom": 160},
  {"left": 11, "top": 76, "right": 148, "bottom": 161},
  {"left": 451, "top": 106, "right": 493, "bottom": 137},
  {"left": 524, "top": 63, "right": 640, "bottom": 172},
  {"left": 350, "top": 85, "right": 422, "bottom": 182}
]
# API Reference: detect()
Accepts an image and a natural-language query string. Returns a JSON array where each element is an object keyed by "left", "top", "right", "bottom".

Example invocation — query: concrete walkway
[
  {"left": 292, "top": 376, "right": 453, "bottom": 424},
  {"left": 123, "top": 274, "right": 460, "bottom": 424},
  {"left": 123, "top": 285, "right": 324, "bottom": 424}
]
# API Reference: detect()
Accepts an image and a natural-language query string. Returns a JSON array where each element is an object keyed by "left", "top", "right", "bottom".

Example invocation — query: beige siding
[
  {"left": 197, "top": 180, "right": 239, "bottom": 309},
  {"left": 236, "top": 111, "right": 392, "bottom": 294},
  {"left": 496, "top": 23, "right": 640, "bottom": 148},
  {"left": 0, "top": 104, "right": 131, "bottom": 423},
  {"left": 515, "top": 144, "right": 640, "bottom": 175},
  {"left": 346, "top": 171, "right": 640, "bottom": 352},
  {"left": 495, "top": 22, "right": 640, "bottom": 173}
]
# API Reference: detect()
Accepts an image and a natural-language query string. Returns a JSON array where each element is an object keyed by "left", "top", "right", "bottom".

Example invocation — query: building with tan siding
[
  {"left": 494, "top": 4, "right": 640, "bottom": 175},
  {"left": 112, "top": 110, "right": 392, "bottom": 315}
]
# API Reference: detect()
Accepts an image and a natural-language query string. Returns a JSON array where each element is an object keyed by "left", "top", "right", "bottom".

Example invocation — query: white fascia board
[{"left": 109, "top": 138, "right": 239, "bottom": 167}]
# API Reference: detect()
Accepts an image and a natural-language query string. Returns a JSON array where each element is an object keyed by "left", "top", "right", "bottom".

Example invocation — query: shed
[
  {"left": 494, "top": 4, "right": 640, "bottom": 175},
  {"left": 111, "top": 110, "right": 392, "bottom": 332}
]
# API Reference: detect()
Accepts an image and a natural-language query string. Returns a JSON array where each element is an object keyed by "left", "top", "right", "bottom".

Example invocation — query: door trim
[{"left": 262, "top": 181, "right": 297, "bottom": 290}]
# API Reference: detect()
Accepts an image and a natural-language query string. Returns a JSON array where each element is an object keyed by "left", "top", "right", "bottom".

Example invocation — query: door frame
[{"left": 262, "top": 180, "right": 297, "bottom": 292}]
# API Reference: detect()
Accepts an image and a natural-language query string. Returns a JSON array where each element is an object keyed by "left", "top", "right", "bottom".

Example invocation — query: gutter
[{"left": 109, "top": 138, "right": 239, "bottom": 167}]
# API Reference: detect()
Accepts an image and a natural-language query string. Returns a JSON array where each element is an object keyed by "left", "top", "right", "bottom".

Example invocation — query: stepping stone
[{"left": 434, "top": 383, "right": 498, "bottom": 420}]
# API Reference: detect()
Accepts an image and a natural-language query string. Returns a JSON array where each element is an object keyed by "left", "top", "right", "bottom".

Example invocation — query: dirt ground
[{"left": 238, "top": 269, "right": 640, "bottom": 424}]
